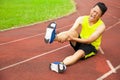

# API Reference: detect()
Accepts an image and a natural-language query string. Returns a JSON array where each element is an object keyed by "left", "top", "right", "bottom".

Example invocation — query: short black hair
[{"left": 94, "top": 2, "right": 108, "bottom": 16}]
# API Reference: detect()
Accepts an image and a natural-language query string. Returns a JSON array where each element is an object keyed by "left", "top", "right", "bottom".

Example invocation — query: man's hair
[{"left": 94, "top": 2, "right": 108, "bottom": 16}]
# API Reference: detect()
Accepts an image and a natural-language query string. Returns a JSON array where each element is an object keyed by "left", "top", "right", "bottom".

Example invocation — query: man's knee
[
  {"left": 69, "top": 31, "right": 78, "bottom": 46},
  {"left": 70, "top": 30, "right": 78, "bottom": 38}
]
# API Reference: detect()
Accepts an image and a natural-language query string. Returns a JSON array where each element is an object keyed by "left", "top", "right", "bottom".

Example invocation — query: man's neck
[{"left": 89, "top": 19, "right": 99, "bottom": 26}]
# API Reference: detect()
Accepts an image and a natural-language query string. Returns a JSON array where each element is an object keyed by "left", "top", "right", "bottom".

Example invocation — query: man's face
[{"left": 89, "top": 5, "right": 102, "bottom": 22}]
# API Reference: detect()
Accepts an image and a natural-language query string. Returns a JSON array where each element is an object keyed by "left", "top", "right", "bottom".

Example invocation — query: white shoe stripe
[{"left": 45, "top": 28, "right": 54, "bottom": 42}]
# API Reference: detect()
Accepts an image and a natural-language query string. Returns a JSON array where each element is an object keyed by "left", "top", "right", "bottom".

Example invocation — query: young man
[{"left": 45, "top": 2, "right": 107, "bottom": 73}]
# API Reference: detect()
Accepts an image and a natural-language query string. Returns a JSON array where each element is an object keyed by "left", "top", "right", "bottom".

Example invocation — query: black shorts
[{"left": 70, "top": 37, "right": 97, "bottom": 59}]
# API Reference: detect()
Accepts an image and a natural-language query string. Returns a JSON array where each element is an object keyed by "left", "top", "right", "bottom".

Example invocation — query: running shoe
[
  {"left": 49, "top": 62, "right": 66, "bottom": 73},
  {"left": 44, "top": 22, "right": 56, "bottom": 43}
]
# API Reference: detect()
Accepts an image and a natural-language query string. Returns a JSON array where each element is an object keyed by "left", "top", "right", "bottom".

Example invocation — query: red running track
[{"left": 0, "top": 0, "right": 120, "bottom": 80}]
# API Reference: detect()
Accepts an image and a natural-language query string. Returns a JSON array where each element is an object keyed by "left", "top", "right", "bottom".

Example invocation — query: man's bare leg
[
  {"left": 55, "top": 31, "right": 69, "bottom": 43},
  {"left": 63, "top": 50, "right": 85, "bottom": 66},
  {"left": 55, "top": 30, "right": 78, "bottom": 43},
  {"left": 55, "top": 30, "right": 85, "bottom": 66}
]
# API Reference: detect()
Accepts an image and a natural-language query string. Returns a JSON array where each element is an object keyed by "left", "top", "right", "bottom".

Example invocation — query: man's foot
[
  {"left": 49, "top": 62, "right": 66, "bottom": 73},
  {"left": 44, "top": 22, "right": 57, "bottom": 43}
]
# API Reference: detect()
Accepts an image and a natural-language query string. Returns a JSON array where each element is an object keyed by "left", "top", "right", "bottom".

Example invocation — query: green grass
[{"left": 0, "top": 0, "right": 76, "bottom": 30}]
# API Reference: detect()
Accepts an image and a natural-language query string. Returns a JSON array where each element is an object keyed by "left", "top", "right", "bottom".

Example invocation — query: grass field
[{"left": 0, "top": 0, "right": 76, "bottom": 31}]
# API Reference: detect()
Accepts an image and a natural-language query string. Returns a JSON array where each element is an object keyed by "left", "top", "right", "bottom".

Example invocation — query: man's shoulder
[
  {"left": 78, "top": 15, "right": 87, "bottom": 19},
  {"left": 98, "top": 19, "right": 106, "bottom": 28},
  {"left": 76, "top": 16, "right": 87, "bottom": 24}
]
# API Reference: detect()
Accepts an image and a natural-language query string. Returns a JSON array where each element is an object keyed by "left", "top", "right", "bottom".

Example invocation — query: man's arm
[
  {"left": 69, "top": 23, "right": 106, "bottom": 44},
  {"left": 69, "top": 16, "right": 84, "bottom": 32},
  {"left": 55, "top": 16, "right": 84, "bottom": 43}
]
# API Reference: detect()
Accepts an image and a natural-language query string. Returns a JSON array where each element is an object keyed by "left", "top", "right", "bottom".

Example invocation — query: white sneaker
[
  {"left": 44, "top": 22, "right": 56, "bottom": 43},
  {"left": 49, "top": 62, "right": 66, "bottom": 73}
]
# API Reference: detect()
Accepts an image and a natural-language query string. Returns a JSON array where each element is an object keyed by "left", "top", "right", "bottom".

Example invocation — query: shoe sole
[{"left": 44, "top": 22, "right": 56, "bottom": 43}]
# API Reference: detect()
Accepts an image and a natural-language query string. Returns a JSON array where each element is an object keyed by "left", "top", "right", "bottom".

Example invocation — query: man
[{"left": 45, "top": 2, "right": 107, "bottom": 73}]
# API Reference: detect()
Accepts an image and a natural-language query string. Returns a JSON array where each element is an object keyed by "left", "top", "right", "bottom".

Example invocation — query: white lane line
[
  {"left": 0, "top": 19, "right": 119, "bottom": 46},
  {"left": 0, "top": 33, "right": 44, "bottom": 46},
  {"left": 97, "top": 70, "right": 112, "bottom": 80},
  {"left": 0, "top": 21, "right": 47, "bottom": 32},
  {"left": 99, "top": 47, "right": 104, "bottom": 54},
  {"left": 96, "top": 20, "right": 120, "bottom": 79},
  {"left": 0, "top": 10, "right": 119, "bottom": 74},
  {"left": 97, "top": 64, "right": 120, "bottom": 80},
  {"left": 0, "top": 24, "right": 72, "bottom": 46},
  {"left": 107, "top": 12, "right": 120, "bottom": 20},
  {"left": 116, "top": 64, "right": 120, "bottom": 70},
  {"left": 105, "top": 20, "right": 120, "bottom": 31},
  {"left": 0, "top": 44, "right": 70, "bottom": 71},
  {"left": 95, "top": 22, "right": 120, "bottom": 55},
  {"left": 106, "top": 60, "right": 117, "bottom": 73}
]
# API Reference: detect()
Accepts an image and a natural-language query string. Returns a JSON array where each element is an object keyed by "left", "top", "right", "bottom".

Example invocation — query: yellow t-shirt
[{"left": 80, "top": 16, "right": 104, "bottom": 50}]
